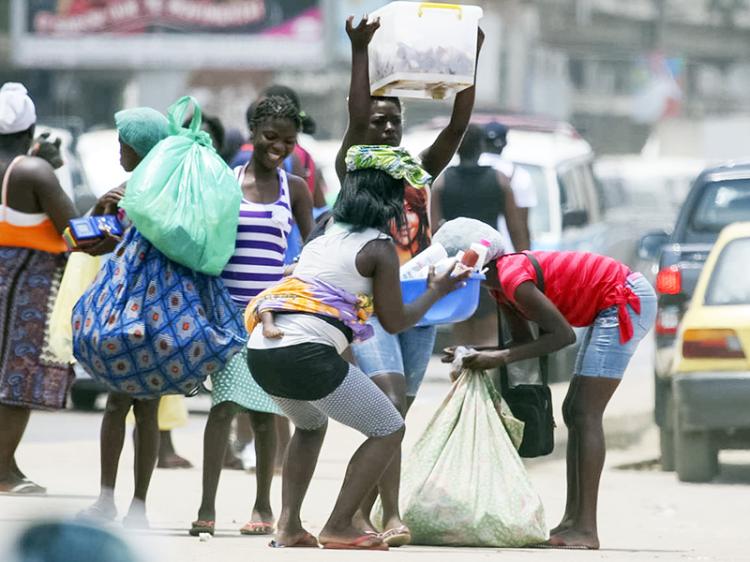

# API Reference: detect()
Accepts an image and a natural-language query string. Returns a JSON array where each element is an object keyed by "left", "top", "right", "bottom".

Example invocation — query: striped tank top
[{"left": 221, "top": 165, "right": 293, "bottom": 306}]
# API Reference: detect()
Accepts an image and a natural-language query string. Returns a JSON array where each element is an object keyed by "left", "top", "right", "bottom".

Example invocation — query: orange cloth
[
  {"left": 0, "top": 156, "right": 67, "bottom": 254},
  {"left": 0, "top": 220, "right": 67, "bottom": 253}
]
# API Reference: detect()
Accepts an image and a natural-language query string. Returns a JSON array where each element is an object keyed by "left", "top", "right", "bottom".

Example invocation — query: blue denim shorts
[
  {"left": 351, "top": 317, "right": 437, "bottom": 397},
  {"left": 574, "top": 274, "right": 657, "bottom": 379}
]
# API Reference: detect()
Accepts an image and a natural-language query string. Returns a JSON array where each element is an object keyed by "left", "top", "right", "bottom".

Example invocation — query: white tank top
[
  {"left": 294, "top": 222, "right": 389, "bottom": 298},
  {"left": 248, "top": 221, "right": 390, "bottom": 353}
]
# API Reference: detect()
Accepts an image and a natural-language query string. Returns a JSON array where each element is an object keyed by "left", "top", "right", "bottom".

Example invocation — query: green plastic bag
[
  {"left": 120, "top": 96, "right": 241, "bottom": 276},
  {"left": 398, "top": 370, "right": 548, "bottom": 547}
]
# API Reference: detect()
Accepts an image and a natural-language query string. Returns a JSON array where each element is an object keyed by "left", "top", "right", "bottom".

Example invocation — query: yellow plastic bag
[{"left": 48, "top": 253, "right": 102, "bottom": 363}]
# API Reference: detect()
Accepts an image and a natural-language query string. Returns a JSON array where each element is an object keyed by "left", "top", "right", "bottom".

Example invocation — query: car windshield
[
  {"left": 690, "top": 179, "right": 750, "bottom": 233},
  {"left": 705, "top": 237, "right": 750, "bottom": 305},
  {"left": 515, "top": 163, "right": 551, "bottom": 235}
]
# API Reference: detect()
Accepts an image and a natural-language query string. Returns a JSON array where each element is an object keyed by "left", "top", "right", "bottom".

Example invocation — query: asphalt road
[{"left": 2, "top": 342, "right": 749, "bottom": 562}]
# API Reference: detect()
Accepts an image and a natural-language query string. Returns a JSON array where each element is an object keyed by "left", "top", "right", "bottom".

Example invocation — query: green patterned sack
[{"left": 399, "top": 370, "right": 548, "bottom": 547}]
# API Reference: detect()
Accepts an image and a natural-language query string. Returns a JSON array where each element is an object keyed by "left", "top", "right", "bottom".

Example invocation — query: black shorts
[{"left": 247, "top": 343, "right": 348, "bottom": 401}]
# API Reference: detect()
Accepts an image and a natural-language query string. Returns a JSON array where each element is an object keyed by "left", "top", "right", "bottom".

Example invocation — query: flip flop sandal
[
  {"left": 1, "top": 480, "right": 47, "bottom": 495},
  {"left": 381, "top": 525, "right": 412, "bottom": 547},
  {"left": 268, "top": 532, "right": 320, "bottom": 548},
  {"left": 322, "top": 535, "right": 389, "bottom": 551},
  {"left": 189, "top": 520, "right": 215, "bottom": 537},
  {"left": 240, "top": 521, "right": 275, "bottom": 535}
]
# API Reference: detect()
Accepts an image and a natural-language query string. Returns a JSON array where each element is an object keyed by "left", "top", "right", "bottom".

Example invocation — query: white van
[
  {"left": 403, "top": 115, "right": 616, "bottom": 256},
  {"left": 500, "top": 127, "right": 605, "bottom": 253}
]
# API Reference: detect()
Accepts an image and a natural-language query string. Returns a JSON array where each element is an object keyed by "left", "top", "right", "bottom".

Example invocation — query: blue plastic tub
[{"left": 401, "top": 273, "right": 486, "bottom": 327}]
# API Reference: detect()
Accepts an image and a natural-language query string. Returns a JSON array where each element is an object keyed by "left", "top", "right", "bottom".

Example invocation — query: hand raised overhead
[{"left": 345, "top": 15, "right": 381, "bottom": 49}]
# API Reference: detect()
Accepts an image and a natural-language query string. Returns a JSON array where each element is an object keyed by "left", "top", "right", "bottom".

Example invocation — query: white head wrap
[{"left": 0, "top": 83, "right": 37, "bottom": 135}]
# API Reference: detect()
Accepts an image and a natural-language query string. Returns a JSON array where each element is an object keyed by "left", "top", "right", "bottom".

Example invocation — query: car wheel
[
  {"left": 659, "top": 426, "right": 676, "bottom": 472},
  {"left": 70, "top": 387, "right": 100, "bottom": 411},
  {"left": 659, "top": 387, "right": 675, "bottom": 471},
  {"left": 675, "top": 427, "right": 718, "bottom": 483}
]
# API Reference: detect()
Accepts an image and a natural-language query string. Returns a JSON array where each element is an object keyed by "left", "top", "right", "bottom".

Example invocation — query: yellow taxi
[{"left": 670, "top": 222, "right": 750, "bottom": 482}]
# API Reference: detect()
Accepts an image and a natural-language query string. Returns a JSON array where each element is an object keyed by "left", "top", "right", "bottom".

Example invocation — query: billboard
[{"left": 12, "top": 0, "right": 325, "bottom": 69}]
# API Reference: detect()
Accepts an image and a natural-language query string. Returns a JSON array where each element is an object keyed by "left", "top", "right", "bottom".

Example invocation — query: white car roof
[
  {"left": 501, "top": 130, "right": 593, "bottom": 168},
  {"left": 402, "top": 127, "right": 593, "bottom": 169}
]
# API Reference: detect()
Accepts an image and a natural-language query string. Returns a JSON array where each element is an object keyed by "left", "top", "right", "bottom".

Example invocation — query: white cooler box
[{"left": 368, "top": 2, "right": 483, "bottom": 100}]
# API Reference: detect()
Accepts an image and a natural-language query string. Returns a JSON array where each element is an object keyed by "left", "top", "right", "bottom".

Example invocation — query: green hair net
[{"left": 115, "top": 107, "right": 169, "bottom": 158}]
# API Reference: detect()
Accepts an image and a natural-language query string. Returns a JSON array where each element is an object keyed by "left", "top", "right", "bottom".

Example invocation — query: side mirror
[
  {"left": 562, "top": 208, "right": 589, "bottom": 229},
  {"left": 638, "top": 230, "right": 669, "bottom": 261}
]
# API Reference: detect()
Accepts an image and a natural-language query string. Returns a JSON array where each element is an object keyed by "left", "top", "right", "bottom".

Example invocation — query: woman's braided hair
[{"left": 250, "top": 95, "right": 302, "bottom": 132}]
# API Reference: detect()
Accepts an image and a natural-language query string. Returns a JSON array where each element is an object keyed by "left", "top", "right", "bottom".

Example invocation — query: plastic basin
[{"left": 401, "top": 273, "right": 485, "bottom": 327}]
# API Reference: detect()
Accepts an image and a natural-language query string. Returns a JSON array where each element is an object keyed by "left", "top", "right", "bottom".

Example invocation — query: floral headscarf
[{"left": 345, "top": 145, "right": 432, "bottom": 188}]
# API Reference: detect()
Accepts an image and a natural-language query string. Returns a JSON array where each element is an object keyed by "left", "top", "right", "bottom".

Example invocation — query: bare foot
[
  {"left": 352, "top": 510, "right": 379, "bottom": 535},
  {"left": 262, "top": 326, "right": 284, "bottom": 339},
  {"left": 77, "top": 498, "right": 117, "bottom": 522},
  {"left": 272, "top": 526, "right": 318, "bottom": 548},
  {"left": 196, "top": 506, "right": 216, "bottom": 524},
  {"left": 10, "top": 460, "right": 27, "bottom": 481},
  {"left": 157, "top": 453, "right": 193, "bottom": 469},
  {"left": 252, "top": 507, "right": 274, "bottom": 524},
  {"left": 382, "top": 515, "right": 407, "bottom": 532},
  {"left": 123, "top": 500, "right": 150, "bottom": 530},
  {"left": 547, "top": 529, "right": 599, "bottom": 550},
  {"left": 549, "top": 517, "right": 574, "bottom": 536},
  {"left": 240, "top": 507, "right": 275, "bottom": 535}
]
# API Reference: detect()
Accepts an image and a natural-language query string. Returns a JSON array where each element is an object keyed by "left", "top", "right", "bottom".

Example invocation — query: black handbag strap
[{"left": 497, "top": 252, "right": 549, "bottom": 392}]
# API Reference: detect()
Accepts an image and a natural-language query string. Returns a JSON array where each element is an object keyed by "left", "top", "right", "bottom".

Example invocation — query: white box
[{"left": 368, "top": 2, "right": 483, "bottom": 100}]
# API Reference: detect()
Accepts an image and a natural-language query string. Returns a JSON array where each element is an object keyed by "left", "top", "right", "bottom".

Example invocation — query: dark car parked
[{"left": 638, "top": 161, "right": 750, "bottom": 470}]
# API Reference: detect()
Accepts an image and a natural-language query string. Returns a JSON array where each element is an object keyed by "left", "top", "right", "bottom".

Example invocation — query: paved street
[{"left": 2, "top": 336, "right": 749, "bottom": 561}]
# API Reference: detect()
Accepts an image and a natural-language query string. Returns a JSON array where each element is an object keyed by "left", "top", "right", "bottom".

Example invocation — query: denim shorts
[
  {"left": 351, "top": 317, "right": 438, "bottom": 397},
  {"left": 574, "top": 274, "right": 657, "bottom": 379}
]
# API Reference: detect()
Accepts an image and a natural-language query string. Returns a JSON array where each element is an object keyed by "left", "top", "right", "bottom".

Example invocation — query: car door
[{"left": 557, "top": 159, "right": 608, "bottom": 253}]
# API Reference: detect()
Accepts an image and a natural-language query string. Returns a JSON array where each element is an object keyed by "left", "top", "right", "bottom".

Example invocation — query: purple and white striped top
[{"left": 221, "top": 165, "right": 293, "bottom": 306}]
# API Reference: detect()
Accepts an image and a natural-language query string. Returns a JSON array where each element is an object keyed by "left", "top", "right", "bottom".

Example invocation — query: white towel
[{"left": 0, "top": 82, "right": 36, "bottom": 134}]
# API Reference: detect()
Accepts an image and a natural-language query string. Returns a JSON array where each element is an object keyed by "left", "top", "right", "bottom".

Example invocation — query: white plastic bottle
[
  {"left": 417, "top": 252, "right": 461, "bottom": 277},
  {"left": 400, "top": 243, "right": 448, "bottom": 279},
  {"left": 469, "top": 239, "right": 492, "bottom": 271}
]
